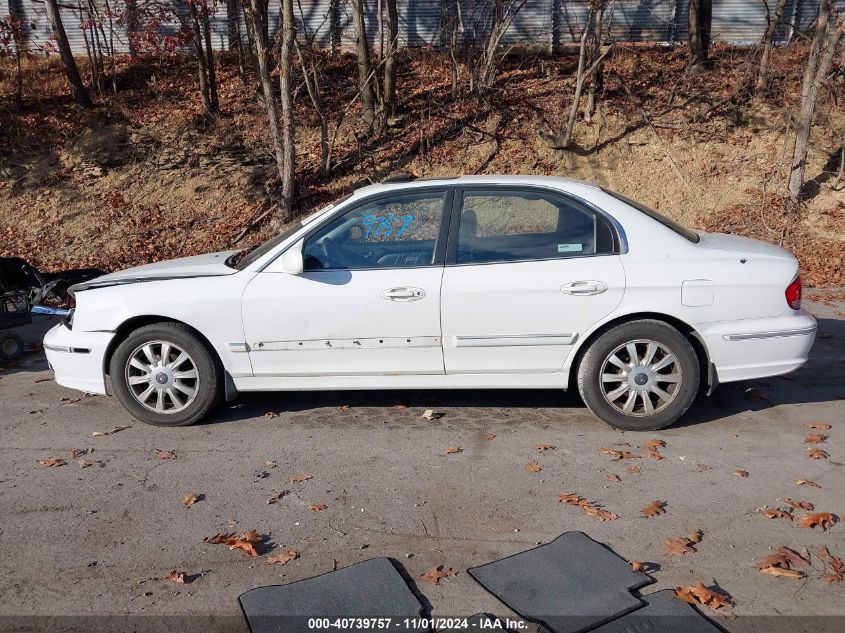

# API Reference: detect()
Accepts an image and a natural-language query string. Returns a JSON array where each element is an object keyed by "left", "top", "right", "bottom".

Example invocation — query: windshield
[
  {"left": 226, "top": 196, "right": 352, "bottom": 270},
  {"left": 601, "top": 188, "right": 700, "bottom": 244}
]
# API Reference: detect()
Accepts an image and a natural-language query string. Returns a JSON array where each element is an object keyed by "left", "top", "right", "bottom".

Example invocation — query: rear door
[{"left": 440, "top": 186, "right": 626, "bottom": 374}]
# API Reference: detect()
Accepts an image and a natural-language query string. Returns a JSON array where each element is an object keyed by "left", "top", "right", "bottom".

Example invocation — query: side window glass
[
  {"left": 303, "top": 191, "right": 446, "bottom": 271},
  {"left": 456, "top": 190, "right": 608, "bottom": 264}
]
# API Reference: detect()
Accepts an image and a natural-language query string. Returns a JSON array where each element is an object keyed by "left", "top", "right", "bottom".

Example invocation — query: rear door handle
[
  {"left": 381, "top": 287, "right": 426, "bottom": 302},
  {"left": 561, "top": 281, "right": 608, "bottom": 296}
]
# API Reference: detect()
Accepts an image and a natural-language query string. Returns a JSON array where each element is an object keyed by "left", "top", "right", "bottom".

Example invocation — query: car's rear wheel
[
  {"left": 577, "top": 319, "right": 699, "bottom": 431},
  {"left": 110, "top": 323, "right": 222, "bottom": 426}
]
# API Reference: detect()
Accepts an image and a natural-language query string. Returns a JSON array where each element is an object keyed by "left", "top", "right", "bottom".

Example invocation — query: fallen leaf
[
  {"left": 421, "top": 410, "right": 442, "bottom": 420},
  {"left": 393, "top": 403, "right": 407, "bottom": 410},
  {"left": 164, "top": 570, "right": 191, "bottom": 584},
  {"left": 795, "top": 479, "right": 821, "bottom": 488},
  {"left": 182, "top": 493, "right": 200, "bottom": 506},
  {"left": 524, "top": 460, "right": 542, "bottom": 473},
  {"left": 92, "top": 425, "right": 130, "bottom": 437},
  {"left": 483, "top": 432, "right": 496, "bottom": 441},
  {"left": 155, "top": 449, "right": 176, "bottom": 460},
  {"left": 803, "top": 423, "right": 832, "bottom": 431},
  {"left": 688, "top": 530, "right": 703, "bottom": 544},
  {"left": 307, "top": 503, "right": 328, "bottom": 512},
  {"left": 418, "top": 565, "right": 455, "bottom": 585},
  {"left": 267, "top": 490, "right": 288, "bottom": 504},
  {"left": 673, "top": 581, "right": 732, "bottom": 610},
  {"left": 265, "top": 549, "right": 298, "bottom": 565},
  {"left": 779, "top": 498, "right": 814, "bottom": 511},
  {"left": 761, "top": 509, "right": 793, "bottom": 521},
  {"left": 643, "top": 439, "right": 666, "bottom": 449},
  {"left": 264, "top": 411, "right": 279, "bottom": 418},
  {"left": 798, "top": 512, "right": 838, "bottom": 530},
  {"left": 599, "top": 448, "right": 641, "bottom": 460},
  {"left": 339, "top": 404, "right": 350, "bottom": 411},
  {"left": 605, "top": 473, "right": 621, "bottom": 482},
  {"left": 558, "top": 493, "right": 583, "bottom": 505},
  {"left": 733, "top": 470, "right": 749, "bottom": 478},
  {"left": 759, "top": 566, "right": 806, "bottom": 579},
  {"left": 33, "top": 376, "right": 52, "bottom": 383},
  {"left": 695, "top": 464, "right": 712, "bottom": 471},
  {"left": 664, "top": 537, "right": 696, "bottom": 555},
  {"left": 625, "top": 465, "right": 641, "bottom": 474},
  {"left": 630, "top": 561, "right": 648, "bottom": 572},
  {"left": 806, "top": 448, "right": 829, "bottom": 460},
  {"left": 68, "top": 448, "right": 89, "bottom": 459},
  {"left": 37, "top": 458, "right": 66, "bottom": 467},
  {"left": 641, "top": 500, "right": 666, "bottom": 517},
  {"left": 229, "top": 540, "right": 258, "bottom": 557},
  {"left": 774, "top": 546, "right": 809, "bottom": 566},
  {"left": 805, "top": 433, "right": 828, "bottom": 444},
  {"left": 203, "top": 533, "right": 236, "bottom": 545},
  {"left": 443, "top": 446, "right": 462, "bottom": 455},
  {"left": 61, "top": 397, "right": 82, "bottom": 405},
  {"left": 265, "top": 460, "right": 277, "bottom": 468},
  {"left": 644, "top": 446, "right": 664, "bottom": 461},
  {"left": 78, "top": 459, "right": 104, "bottom": 468},
  {"left": 579, "top": 500, "right": 618, "bottom": 521},
  {"left": 287, "top": 474, "right": 312, "bottom": 483},
  {"left": 815, "top": 546, "right": 845, "bottom": 583},
  {"left": 535, "top": 443, "right": 556, "bottom": 451}
]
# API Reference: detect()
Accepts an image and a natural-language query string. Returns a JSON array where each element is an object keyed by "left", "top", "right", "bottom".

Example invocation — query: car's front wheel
[
  {"left": 110, "top": 322, "right": 222, "bottom": 426},
  {"left": 577, "top": 319, "right": 700, "bottom": 431}
]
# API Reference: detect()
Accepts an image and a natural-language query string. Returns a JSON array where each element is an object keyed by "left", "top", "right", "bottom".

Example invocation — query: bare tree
[
  {"left": 755, "top": 0, "right": 790, "bottom": 93},
  {"left": 687, "top": 0, "right": 712, "bottom": 70},
  {"left": 584, "top": 0, "right": 609, "bottom": 123},
  {"left": 787, "top": 0, "right": 843, "bottom": 203},
  {"left": 44, "top": 0, "right": 92, "bottom": 106},
  {"left": 476, "top": 0, "right": 527, "bottom": 92},
  {"left": 187, "top": 0, "right": 220, "bottom": 120},
  {"left": 295, "top": 0, "right": 330, "bottom": 174},
  {"left": 382, "top": 0, "right": 398, "bottom": 118},
  {"left": 351, "top": 0, "right": 376, "bottom": 128},
  {"left": 243, "top": 0, "right": 290, "bottom": 216},
  {"left": 278, "top": 0, "right": 296, "bottom": 220}
]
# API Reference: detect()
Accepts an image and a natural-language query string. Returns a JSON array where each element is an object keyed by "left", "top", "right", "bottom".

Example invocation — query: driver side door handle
[
  {"left": 381, "top": 287, "right": 426, "bottom": 302},
  {"left": 560, "top": 281, "right": 608, "bottom": 296}
]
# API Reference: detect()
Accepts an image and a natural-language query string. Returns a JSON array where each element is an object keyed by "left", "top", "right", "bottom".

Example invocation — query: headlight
[{"left": 63, "top": 308, "right": 75, "bottom": 330}]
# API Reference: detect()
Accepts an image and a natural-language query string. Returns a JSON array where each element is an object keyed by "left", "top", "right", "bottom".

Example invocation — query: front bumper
[
  {"left": 699, "top": 310, "right": 817, "bottom": 383},
  {"left": 43, "top": 324, "right": 114, "bottom": 395}
]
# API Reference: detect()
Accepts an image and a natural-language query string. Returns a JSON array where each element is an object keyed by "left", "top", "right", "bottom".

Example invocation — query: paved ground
[{"left": 1, "top": 297, "right": 844, "bottom": 632}]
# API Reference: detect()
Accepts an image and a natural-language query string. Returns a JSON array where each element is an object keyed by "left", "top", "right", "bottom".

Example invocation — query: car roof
[{"left": 354, "top": 175, "right": 601, "bottom": 197}]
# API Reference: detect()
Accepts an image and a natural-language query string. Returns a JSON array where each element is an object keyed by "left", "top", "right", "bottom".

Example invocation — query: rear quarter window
[{"left": 601, "top": 188, "right": 699, "bottom": 243}]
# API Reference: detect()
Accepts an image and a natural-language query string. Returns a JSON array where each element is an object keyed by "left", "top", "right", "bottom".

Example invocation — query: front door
[
  {"left": 242, "top": 189, "right": 450, "bottom": 377},
  {"left": 440, "top": 187, "right": 626, "bottom": 374}
]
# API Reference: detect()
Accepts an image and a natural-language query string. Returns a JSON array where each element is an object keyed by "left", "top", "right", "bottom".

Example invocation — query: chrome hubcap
[
  {"left": 600, "top": 339, "right": 682, "bottom": 417},
  {"left": 125, "top": 340, "right": 199, "bottom": 414}
]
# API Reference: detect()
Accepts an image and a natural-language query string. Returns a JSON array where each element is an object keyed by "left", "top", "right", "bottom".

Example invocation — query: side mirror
[{"left": 278, "top": 239, "right": 304, "bottom": 275}]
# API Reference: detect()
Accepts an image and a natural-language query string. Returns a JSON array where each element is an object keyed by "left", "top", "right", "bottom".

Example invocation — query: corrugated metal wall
[{"left": 2, "top": 0, "right": 835, "bottom": 56}]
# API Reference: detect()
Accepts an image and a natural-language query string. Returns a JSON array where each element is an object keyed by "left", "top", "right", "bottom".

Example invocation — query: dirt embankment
[{"left": 1, "top": 45, "right": 843, "bottom": 285}]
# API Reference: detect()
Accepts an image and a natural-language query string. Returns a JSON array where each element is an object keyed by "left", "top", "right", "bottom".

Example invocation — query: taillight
[{"left": 785, "top": 275, "right": 802, "bottom": 310}]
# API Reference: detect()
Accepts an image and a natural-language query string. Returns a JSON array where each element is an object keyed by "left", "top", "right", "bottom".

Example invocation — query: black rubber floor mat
[
  {"left": 467, "top": 532, "right": 653, "bottom": 633},
  {"left": 239, "top": 557, "right": 424, "bottom": 633},
  {"left": 590, "top": 590, "right": 725, "bottom": 633}
]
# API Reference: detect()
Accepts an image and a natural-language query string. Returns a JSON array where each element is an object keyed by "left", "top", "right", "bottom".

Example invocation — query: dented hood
[{"left": 68, "top": 250, "right": 240, "bottom": 296}]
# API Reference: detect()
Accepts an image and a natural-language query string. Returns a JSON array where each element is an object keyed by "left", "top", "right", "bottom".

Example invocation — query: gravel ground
[{"left": 1, "top": 296, "right": 843, "bottom": 633}]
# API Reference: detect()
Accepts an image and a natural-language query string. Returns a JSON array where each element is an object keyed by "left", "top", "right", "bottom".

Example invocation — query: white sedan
[{"left": 44, "top": 176, "right": 816, "bottom": 431}]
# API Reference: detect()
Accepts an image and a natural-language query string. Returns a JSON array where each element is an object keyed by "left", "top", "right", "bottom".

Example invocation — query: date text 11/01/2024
[{"left": 307, "top": 618, "right": 529, "bottom": 630}]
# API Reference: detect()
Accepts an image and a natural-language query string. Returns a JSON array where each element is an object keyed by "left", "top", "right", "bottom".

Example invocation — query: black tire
[
  {"left": 0, "top": 333, "right": 25, "bottom": 362},
  {"left": 110, "top": 322, "right": 222, "bottom": 426},
  {"left": 577, "top": 319, "right": 700, "bottom": 431}
]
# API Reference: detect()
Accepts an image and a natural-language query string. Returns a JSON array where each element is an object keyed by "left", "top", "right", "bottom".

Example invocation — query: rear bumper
[
  {"left": 43, "top": 324, "right": 113, "bottom": 395},
  {"left": 700, "top": 311, "right": 816, "bottom": 383}
]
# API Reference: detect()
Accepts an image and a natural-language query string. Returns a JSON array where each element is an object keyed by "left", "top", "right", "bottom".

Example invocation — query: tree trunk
[
  {"left": 755, "top": 0, "right": 789, "bottom": 93},
  {"left": 278, "top": 0, "right": 296, "bottom": 221},
  {"left": 202, "top": 0, "right": 220, "bottom": 113},
  {"left": 44, "top": 0, "right": 91, "bottom": 106},
  {"left": 687, "top": 0, "right": 711, "bottom": 70},
  {"left": 382, "top": 0, "right": 398, "bottom": 118},
  {"left": 296, "top": 40, "right": 330, "bottom": 175},
  {"left": 560, "top": 8, "right": 592, "bottom": 148},
  {"left": 351, "top": 0, "right": 376, "bottom": 128},
  {"left": 243, "top": 0, "right": 289, "bottom": 209},
  {"left": 189, "top": 2, "right": 214, "bottom": 118},
  {"left": 585, "top": 1, "right": 607, "bottom": 123},
  {"left": 787, "top": 0, "right": 842, "bottom": 203}
]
